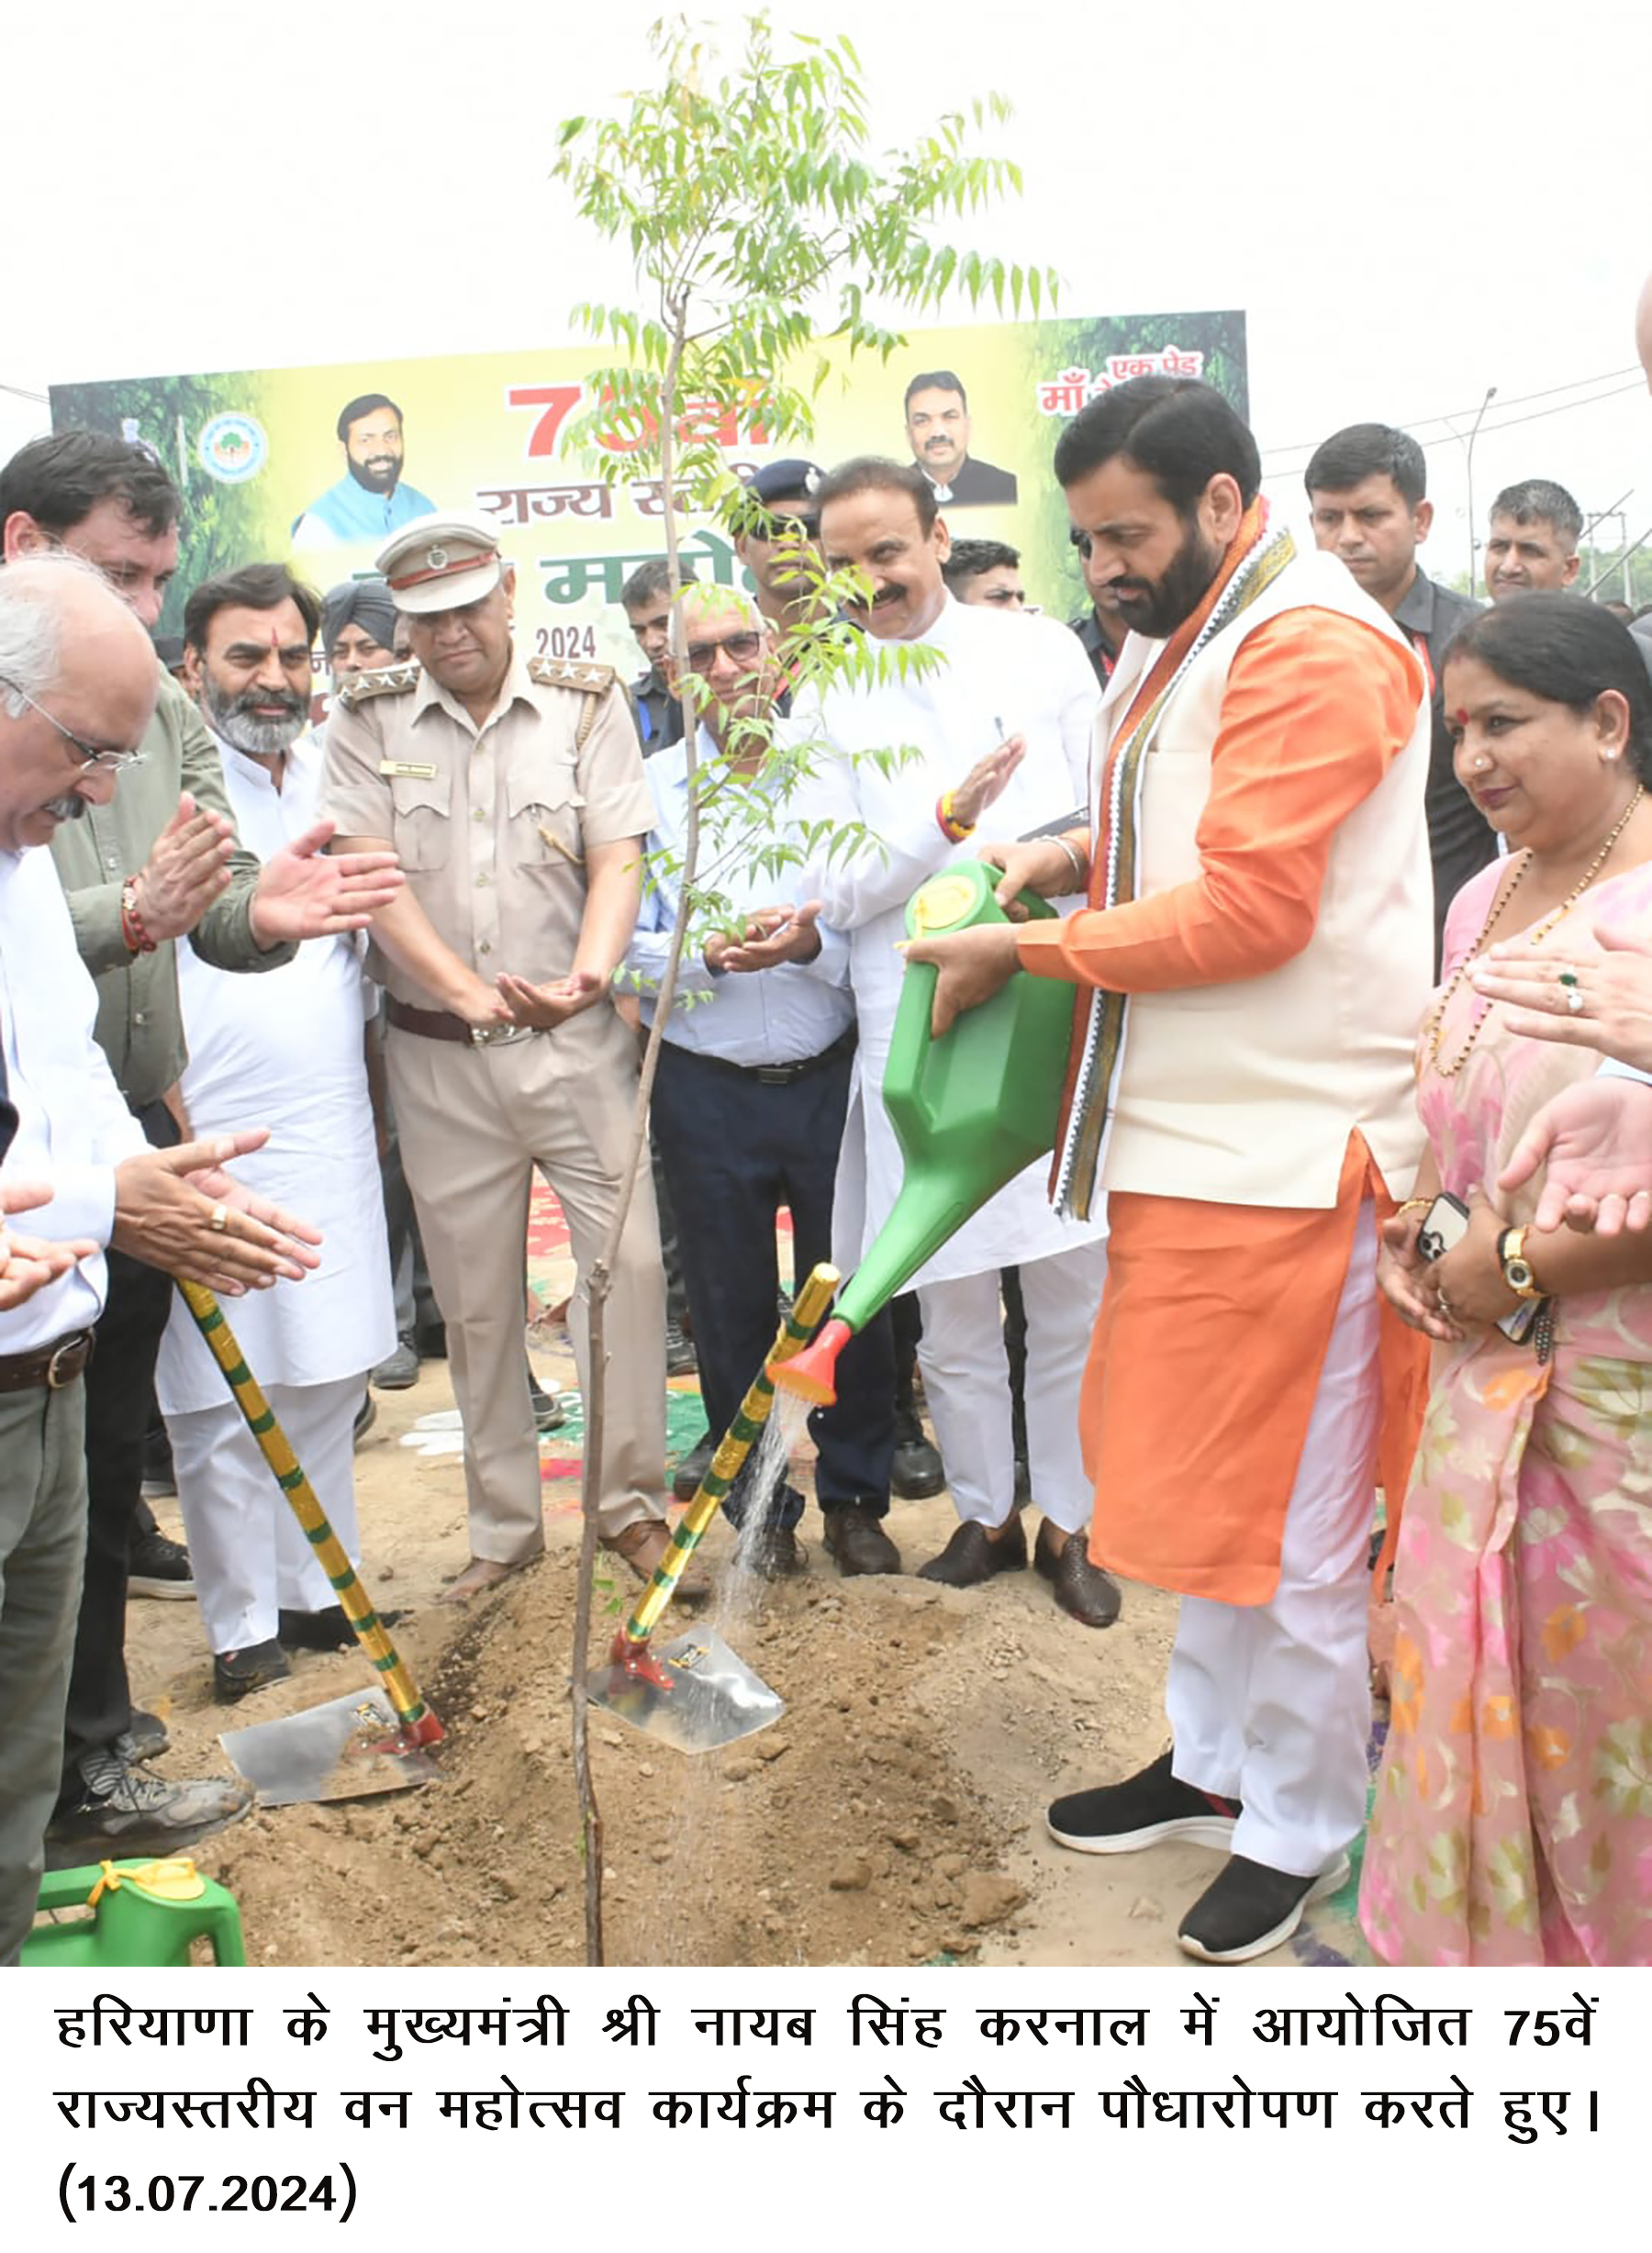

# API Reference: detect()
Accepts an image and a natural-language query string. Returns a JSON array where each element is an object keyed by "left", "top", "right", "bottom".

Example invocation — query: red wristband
[{"left": 121, "top": 879, "right": 157, "bottom": 955}]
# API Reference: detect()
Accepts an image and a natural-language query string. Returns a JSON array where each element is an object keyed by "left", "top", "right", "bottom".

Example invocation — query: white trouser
[
  {"left": 167, "top": 1374, "right": 365, "bottom": 1656},
  {"left": 1166, "top": 1205, "right": 1381, "bottom": 1877},
  {"left": 916, "top": 1239, "right": 1109, "bottom": 1535}
]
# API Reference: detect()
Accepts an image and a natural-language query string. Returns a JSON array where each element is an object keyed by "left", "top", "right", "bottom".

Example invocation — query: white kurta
[
  {"left": 156, "top": 737, "right": 396, "bottom": 1412},
  {"left": 807, "top": 595, "right": 1109, "bottom": 1286}
]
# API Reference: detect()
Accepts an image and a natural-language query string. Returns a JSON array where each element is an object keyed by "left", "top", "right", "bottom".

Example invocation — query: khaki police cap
[{"left": 377, "top": 511, "right": 507, "bottom": 614}]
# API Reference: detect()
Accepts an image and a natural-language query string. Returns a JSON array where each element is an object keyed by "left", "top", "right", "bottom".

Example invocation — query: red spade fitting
[
  {"left": 607, "top": 1630, "right": 677, "bottom": 1693},
  {"left": 770, "top": 1317, "right": 852, "bottom": 1406},
  {"left": 399, "top": 1709, "right": 446, "bottom": 1748}
]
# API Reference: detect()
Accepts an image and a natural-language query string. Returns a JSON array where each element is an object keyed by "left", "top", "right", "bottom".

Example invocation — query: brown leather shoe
[
  {"left": 918, "top": 1512, "right": 1029, "bottom": 1586},
  {"left": 1034, "top": 1521, "right": 1122, "bottom": 1628},
  {"left": 821, "top": 1503, "right": 901, "bottom": 1577},
  {"left": 601, "top": 1519, "right": 710, "bottom": 1603}
]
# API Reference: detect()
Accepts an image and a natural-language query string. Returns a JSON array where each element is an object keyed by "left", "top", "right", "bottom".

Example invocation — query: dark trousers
[
  {"left": 58, "top": 1099, "right": 177, "bottom": 1796},
  {"left": 650, "top": 1038, "right": 895, "bottom": 1530}
]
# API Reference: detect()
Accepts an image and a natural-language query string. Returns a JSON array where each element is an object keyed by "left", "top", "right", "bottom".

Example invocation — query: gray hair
[{"left": 0, "top": 551, "right": 116, "bottom": 715}]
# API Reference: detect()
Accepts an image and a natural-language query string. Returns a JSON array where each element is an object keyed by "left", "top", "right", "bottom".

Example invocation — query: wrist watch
[{"left": 1497, "top": 1224, "right": 1545, "bottom": 1300}]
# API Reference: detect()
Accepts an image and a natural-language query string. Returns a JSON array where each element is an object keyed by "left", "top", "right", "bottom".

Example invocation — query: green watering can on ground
[
  {"left": 24, "top": 1857, "right": 248, "bottom": 1968},
  {"left": 775, "top": 858, "right": 1075, "bottom": 1405}
]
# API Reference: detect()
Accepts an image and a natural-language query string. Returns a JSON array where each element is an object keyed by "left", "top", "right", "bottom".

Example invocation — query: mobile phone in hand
[{"left": 1416, "top": 1192, "right": 1469, "bottom": 1265}]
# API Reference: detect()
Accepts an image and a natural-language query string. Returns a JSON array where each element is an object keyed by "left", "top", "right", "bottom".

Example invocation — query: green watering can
[
  {"left": 774, "top": 858, "right": 1075, "bottom": 1406},
  {"left": 24, "top": 1857, "right": 247, "bottom": 1968}
]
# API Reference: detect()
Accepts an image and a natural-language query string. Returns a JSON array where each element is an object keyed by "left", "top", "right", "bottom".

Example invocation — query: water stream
[{"left": 652, "top": 1384, "right": 812, "bottom": 1964}]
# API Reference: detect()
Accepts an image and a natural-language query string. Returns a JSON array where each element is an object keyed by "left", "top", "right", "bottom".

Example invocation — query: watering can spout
[
  {"left": 771, "top": 1318, "right": 853, "bottom": 1406},
  {"left": 776, "top": 859, "right": 1077, "bottom": 1392}
]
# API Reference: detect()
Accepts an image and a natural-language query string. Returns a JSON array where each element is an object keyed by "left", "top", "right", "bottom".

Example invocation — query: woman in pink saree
[{"left": 1361, "top": 595, "right": 1652, "bottom": 1967}]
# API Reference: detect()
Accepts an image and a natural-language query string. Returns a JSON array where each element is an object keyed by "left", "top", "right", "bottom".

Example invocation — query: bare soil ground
[{"left": 107, "top": 1243, "right": 1363, "bottom": 1970}]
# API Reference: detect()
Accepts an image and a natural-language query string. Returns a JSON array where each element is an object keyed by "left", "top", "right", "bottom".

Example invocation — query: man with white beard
[{"left": 162, "top": 564, "right": 397, "bottom": 1700}]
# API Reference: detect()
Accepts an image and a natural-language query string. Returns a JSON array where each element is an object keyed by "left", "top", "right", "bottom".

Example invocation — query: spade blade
[
  {"left": 587, "top": 1629, "right": 784, "bottom": 1755},
  {"left": 220, "top": 1689, "right": 439, "bottom": 1805}
]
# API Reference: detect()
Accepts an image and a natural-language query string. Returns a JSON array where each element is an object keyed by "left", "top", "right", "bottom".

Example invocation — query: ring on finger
[
  {"left": 1557, "top": 968, "right": 1579, "bottom": 988},
  {"left": 208, "top": 1203, "right": 229, "bottom": 1233},
  {"left": 1565, "top": 989, "right": 1585, "bottom": 1014}
]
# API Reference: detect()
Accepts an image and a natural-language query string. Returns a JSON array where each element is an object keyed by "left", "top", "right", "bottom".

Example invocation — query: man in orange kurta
[{"left": 906, "top": 376, "right": 1433, "bottom": 1964}]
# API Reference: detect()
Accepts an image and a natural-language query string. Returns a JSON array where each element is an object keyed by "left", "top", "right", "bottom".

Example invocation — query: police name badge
[{"left": 379, "top": 761, "right": 440, "bottom": 779}]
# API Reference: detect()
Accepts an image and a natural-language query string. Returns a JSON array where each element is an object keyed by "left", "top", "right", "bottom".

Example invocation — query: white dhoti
[
  {"left": 1165, "top": 1206, "right": 1381, "bottom": 1876},
  {"left": 916, "top": 1239, "right": 1109, "bottom": 1534},
  {"left": 168, "top": 1374, "right": 366, "bottom": 1655}
]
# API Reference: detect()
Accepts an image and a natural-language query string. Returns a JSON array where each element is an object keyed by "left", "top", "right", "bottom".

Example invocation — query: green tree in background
[{"left": 50, "top": 371, "right": 271, "bottom": 635}]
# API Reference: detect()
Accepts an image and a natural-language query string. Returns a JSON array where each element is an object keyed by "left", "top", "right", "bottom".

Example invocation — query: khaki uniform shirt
[
  {"left": 49, "top": 668, "right": 294, "bottom": 1107},
  {"left": 320, "top": 652, "right": 653, "bottom": 1009}
]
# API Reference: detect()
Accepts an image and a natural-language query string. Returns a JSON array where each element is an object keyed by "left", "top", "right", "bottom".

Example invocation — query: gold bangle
[{"left": 1394, "top": 1197, "right": 1432, "bottom": 1219}]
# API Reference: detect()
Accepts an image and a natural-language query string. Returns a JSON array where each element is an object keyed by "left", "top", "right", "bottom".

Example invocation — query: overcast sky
[{"left": 6, "top": 0, "right": 1650, "bottom": 585}]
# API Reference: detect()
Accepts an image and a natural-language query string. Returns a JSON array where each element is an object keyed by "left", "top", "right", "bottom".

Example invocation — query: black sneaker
[
  {"left": 1178, "top": 1852, "right": 1351, "bottom": 1964},
  {"left": 214, "top": 1639, "right": 293, "bottom": 1701},
  {"left": 673, "top": 1433, "right": 715, "bottom": 1502},
  {"left": 1046, "top": 1749, "right": 1241, "bottom": 1854},
  {"left": 50, "top": 1748, "right": 254, "bottom": 1853},
  {"left": 278, "top": 1603, "right": 404, "bottom": 1650},
  {"left": 890, "top": 1402, "right": 944, "bottom": 1500},
  {"left": 353, "top": 1391, "right": 378, "bottom": 1447},
  {"left": 128, "top": 1526, "right": 194, "bottom": 1601},
  {"left": 114, "top": 1709, "right": 170, "bottom": 1764},
  {"left": 665, "top": 1320, "right": 698, "bottom": 1377}
]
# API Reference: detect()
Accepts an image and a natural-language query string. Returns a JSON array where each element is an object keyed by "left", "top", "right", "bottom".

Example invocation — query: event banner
[{"left": 50, "top": 309, "right": 1246, "bottom": 668}]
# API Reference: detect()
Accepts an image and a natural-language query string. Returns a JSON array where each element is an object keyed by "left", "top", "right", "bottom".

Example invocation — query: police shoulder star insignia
[
  {"left": 529, "top": 656, "right": 617, "bottom": 695},
  {"left": 337, "top": 661, "right": 422, "bottom": 708}
]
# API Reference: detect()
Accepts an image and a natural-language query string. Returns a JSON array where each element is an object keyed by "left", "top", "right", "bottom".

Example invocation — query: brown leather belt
[
  {"left": 0, "top": 1328, "right": 95, "bottom": 1393},
  {"left": 385, "top": 998, "right": 538, "bottom": 1049}
]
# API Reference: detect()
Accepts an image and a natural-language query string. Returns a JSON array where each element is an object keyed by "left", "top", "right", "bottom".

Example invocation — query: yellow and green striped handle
[
  {"left": 177, "top": 1281, "right": 442, "bottom": 1745},
  {"left": 619, "top": 1262, "right": 839, "bottom": 1647}
]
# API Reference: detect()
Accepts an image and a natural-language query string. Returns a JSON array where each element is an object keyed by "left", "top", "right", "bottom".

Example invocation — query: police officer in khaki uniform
[{"left": 322, "top": 514, "right": 686, "bottom": 1603}]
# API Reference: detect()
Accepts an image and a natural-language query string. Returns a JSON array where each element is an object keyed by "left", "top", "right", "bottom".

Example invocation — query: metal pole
[{"left": 1462, "top": 385, "right": 1497, "bottom": 597}]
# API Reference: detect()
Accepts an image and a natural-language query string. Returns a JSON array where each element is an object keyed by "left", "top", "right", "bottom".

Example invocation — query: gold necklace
[{"left": 1424, "top": 783, "right": 1646, "bottom": 1079}]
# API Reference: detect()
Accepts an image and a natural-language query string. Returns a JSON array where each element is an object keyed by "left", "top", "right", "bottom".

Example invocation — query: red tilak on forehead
[{"left": 1454, "top": 708, "right": 1470, "bottom": 726}]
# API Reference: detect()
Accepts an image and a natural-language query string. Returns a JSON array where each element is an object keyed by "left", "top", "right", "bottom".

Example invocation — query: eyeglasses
[
  {"left": 0, "top": 674, "right": 147, "bottom": 771},
  {"left": 1068, "top": 528, "right": 1094, "bottom": 560},
  {"left": 683, "top": 630, "right": 765, "bottom": 674}
]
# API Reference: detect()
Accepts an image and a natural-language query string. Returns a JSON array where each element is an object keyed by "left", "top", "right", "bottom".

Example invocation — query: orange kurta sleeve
[{"left": 1017, "top": 608, "right": 1423, "bottom": 993}]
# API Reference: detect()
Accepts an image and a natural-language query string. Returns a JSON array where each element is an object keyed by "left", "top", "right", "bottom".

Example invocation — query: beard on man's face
[
  {"left": 348, "top": 451, "right": 401, "bottom": 494},
  {"left": 202, "top": 674, "right": 308, "bottom": 758},
  {"left": 1109, "top": 513, "right": 1225, "bottom": 640}
]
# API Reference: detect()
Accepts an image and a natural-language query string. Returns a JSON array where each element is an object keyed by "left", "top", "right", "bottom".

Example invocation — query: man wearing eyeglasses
[
  {"left": 0, "top": 431, "right": 401, "bottom": 1857},
  {"left": 0, "top": 556, "right": 331, "bottom": 1957},
  {"left": 623, "top": 588, "right": 897, "bottom": 1579}
]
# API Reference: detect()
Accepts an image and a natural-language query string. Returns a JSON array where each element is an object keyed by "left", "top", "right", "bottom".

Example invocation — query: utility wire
[
  {"left": 1260, "top": 366, "right": 1641, "bottom": 460},
  {"left": 0, "top": 380, "right": 50, "bottom": 403},
  {"left": 1262, "top": 379, "right": 1645, "bottom": 482}
]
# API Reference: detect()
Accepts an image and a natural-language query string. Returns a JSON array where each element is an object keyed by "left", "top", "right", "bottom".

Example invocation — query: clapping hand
[
  {"left": 250, "top": 820, "right": 404, "bottom": 948},
  {"left": 0, "top": 1180, "right": 96, "bottom": 1312}
]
